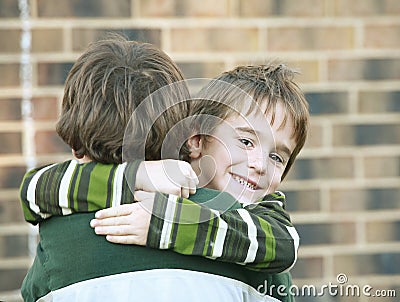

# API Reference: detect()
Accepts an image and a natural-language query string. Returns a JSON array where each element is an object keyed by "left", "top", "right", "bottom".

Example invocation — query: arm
[
  {"left": 92, "top": 191, "right": 299, "bottom": 273},
  {"left": 147, "top": 191, "right": 298, "bottom": 272},
  {"left": 19, "top": 159, "right": 197, "bottom": 225},
  {"left": 19, "top": 160, "right": 138, "bottom": 225}
]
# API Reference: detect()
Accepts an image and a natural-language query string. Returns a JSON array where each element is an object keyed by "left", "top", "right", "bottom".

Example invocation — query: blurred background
[{"left": 0, "top": 0, "right": 399, "bottom": 301}]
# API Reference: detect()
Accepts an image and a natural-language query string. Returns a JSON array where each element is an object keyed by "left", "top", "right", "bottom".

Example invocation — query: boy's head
[
  {"left": 184, "top": 64, "right": 309, "bottom": 203},
  {"left": 56, "top": 34, "right": 189, "bottom": 164}
]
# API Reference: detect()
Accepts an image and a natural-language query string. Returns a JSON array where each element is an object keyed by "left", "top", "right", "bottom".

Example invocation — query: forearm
[
  {"left": 19, "top": 164, "right": 58, "bottom": 225},
  {"left": 147, "top": 192, "right": 299, "bottom": 272},
  {"left": 19, "top": 160, "right": 140, "bottom": 225}
]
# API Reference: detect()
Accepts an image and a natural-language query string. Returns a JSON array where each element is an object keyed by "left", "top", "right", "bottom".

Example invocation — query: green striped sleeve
[
  {"left": 20, "top": 168, "right": 44, "bottom": 225},
  {"left": 147, "top": 192, "right": 298, "bottom": 273},
  {"left": 85, "top": 163, "right": 115, "bottom": 211},
  {"left": 19, "top": 160, "right": 142, "bottom": 225}
]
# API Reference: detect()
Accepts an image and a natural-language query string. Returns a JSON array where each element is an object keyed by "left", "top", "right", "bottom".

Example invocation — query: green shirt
[{"left": 20, "top": 160, "right": 298, "bottom": 301}]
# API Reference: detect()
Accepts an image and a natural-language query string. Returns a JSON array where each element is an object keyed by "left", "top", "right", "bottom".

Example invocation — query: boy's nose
[{"left": 248, "top": 155, "right": 267, "bottom": 175}]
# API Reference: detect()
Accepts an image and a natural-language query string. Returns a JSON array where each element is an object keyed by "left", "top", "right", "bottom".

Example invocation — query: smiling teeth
[{"left": 233, "top": 175, "right": 256, "bottom": 190}]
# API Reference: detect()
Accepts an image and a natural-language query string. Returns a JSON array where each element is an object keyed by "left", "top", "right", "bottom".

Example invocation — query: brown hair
[
  {"left": 56, "top": 34, "right": 189, "bottom": 164},
  {"left": 183, "top": 63, "right": 309, "bottom": 180}
]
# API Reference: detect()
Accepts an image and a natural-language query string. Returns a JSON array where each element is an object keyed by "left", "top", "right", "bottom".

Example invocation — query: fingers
[
  {"left": 134, "top": 191, "right": 155, "bottom": 202},
  {"left": 90, "top": 214, "right": 133, "bottom": 228},
  {"left": 95, "top": 204, "right": 135, "bottom": 219},
  {"left": 181, "top": 187, "right": 190, "bottom": 198},
  {"left": 105, "top": 235, "right": 143, "bottom": 245},
  {"left": 93, "top": 224, "right": 134, "bottom": 236},
  {"left": 188, "top": 176, "right": 198, "bottom": 195},
  {"left": 177, "top": 161, "right": 198, "bottom": 197},
  {"left": 181, "top": 177, "right": 197, "bottom": 198}
]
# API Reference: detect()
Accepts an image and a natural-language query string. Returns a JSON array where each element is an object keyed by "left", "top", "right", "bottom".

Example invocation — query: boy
[
  {"left": 89, "top": 64, "right": 309, "bottom": 301},
  {"left": 18, "top": 35, "right": 304, "bottom": 300}
]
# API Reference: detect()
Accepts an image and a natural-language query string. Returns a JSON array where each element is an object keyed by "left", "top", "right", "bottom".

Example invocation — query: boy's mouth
[{"left": 232, "top": 174, "right": 257, "bottom": 190}]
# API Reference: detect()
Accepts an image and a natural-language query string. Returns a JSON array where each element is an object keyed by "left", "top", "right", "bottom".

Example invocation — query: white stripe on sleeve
[
  {"left": 159, "top": 195, "right": 178, "bottom": 249},
  {"left": 238, "top": 208, "right": 258, "bottom": 263},
  {"left": 112, "top": 162, "right": 127, "bottom": 207},
  {"left": 27, "top": 163, "right": 58, "bottom": 216},
  {"left": 210, "top": 209, "right": 227, "bottom": 259},
  {"left": 59, "top": 160, "right": 78, "bottom": 215},
  {"left": 282, "top": 226, "right": 300, "bottom": 272}
]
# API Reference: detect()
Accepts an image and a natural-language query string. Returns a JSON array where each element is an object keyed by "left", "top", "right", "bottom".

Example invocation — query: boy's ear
[
  {"left": 187, "top": 135, "right": 203, "bottom": 159},
  {"left": 72, "top": 149, "right": 83, "bottom": 159}
]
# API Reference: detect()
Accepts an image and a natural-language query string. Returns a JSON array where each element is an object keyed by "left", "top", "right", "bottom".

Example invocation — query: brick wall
[{"left": 0, "top": 0, "right": 399, "bottom": 301}]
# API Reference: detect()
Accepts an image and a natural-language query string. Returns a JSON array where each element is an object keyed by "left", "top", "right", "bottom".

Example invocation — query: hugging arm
[
  {"left": 19, "top": 159, "right": 196, "bottom": 225},
  {"left": 146, "top": 191, "right": 299, "bottom": 273},
  {"left": 19, "top": 160, "right": 140, "bottom": 225}
]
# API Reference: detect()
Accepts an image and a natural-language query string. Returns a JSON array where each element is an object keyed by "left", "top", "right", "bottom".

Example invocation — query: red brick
[
  {"left": 328, "top": 58, "right": 400, "bottom": 81},
  {"left": 31, "top": 97, "right": 59, "bottom": 120},
  {"left": 364, "top": 24, "right": 400, "bottom": 49},
  {"left": 333, "top": 252, "right": 400, "bottom": 276},
  {"left": 333, "top": 124, "right": 400, "bottom": 146},
  {"left": 177, "top": 62, "right": 226, "bottom": 79},
  {"left": 334, "top": 0, "right": 400, "bottom": 16},
  {"left": 284, "top": 189, "right": 321, "bottom": 212},
  {"left": 0, "top": 132, "right": 22, "bottom": 154},
  {"left": 291, "top": 257, "right": 324, "bottom": 279},
  {"left": 138, "top": 0, "right": 175, "bottom": 16},
  {"left": 0, "top": 268, "right": 29, "bottom": 292},
  {"left": 359, "top": 91, "right": 400, "bottom": 113},
  {"left": 0, "top": 166, "right": 26, "bottom": 189},
  {"left": 303, "top": 122, "right": 323, "bottom": 148},
  {"left": 306, "top": 91, "right": 349, "bottom": 115},
  {"left": 37, "top": 62, "right": 73, "bottom": 86},
  {"left": 171, "top": 28, "right": 259, "bottom": 52},
  {"left": 0, "top": 98, "right": 21, "bottom": 121},
  {"left": 0, "top": 63, "right": 20, "bottom": 87},
  {"left": 330, "top": 188, "right": 400, "bottom": 212},
  {"left": 32, "top": 29, "right": 64, "bottom": 53},
  {"left": 364, "top": 156, "right": 400, "bottom": 178},
  {"left": 289, "top": 60, "right": 320, "bottom": 83},
  {"left": 0, "top": 0, "right": 20, "bottom": 17},
  {"left": 366, "top": 221, "right": 400, "bottom": 243},
  {"left": 0, "top": 29, "right": 21, "bottom": 53},
  {"left": 35, "top": 131, "right": 70, "bottom": 154},
  {"left": 268, "top": 26, "right": 354, "bottom": 51},
  {"left": 140, "top": 0, "right": 227, "bottom": 17},
  {"left": 239, "top": 0, "right": 325, "bottom": 17},
  {"left": 296, "top": 222, "right": 356, "bottom": 245},
  {"left": 2, "top": 235, "right": 29, "bottom": 257},
  {"left": 286, "top": 157, "right": 354, "bottom": 180},
  {"left": 37, "top": 0, "right": 131, "bottom": 18},
  {"left": 0, "top": 196, "right": 25, "bottom": 223}
]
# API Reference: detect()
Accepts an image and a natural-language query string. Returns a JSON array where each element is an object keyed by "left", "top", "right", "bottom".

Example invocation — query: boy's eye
[
  {"left": 239, "top": 138, "right": 254, "bottom": 148},
  {"left": 270, "top": 153, "right": 283, "bottom": 164}
]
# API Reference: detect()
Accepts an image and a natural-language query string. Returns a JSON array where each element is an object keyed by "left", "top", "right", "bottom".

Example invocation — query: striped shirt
[{"left": 20, "top": 160, "right": 299, "bottom": 272}]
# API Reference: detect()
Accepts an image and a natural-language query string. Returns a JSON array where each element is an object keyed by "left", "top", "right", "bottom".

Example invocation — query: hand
[
  {"left": 90, "top": 193, "right": 155, "bottom": 245},
  {"left": 135, "top": 159, "right": 198, "bottom": 198}
]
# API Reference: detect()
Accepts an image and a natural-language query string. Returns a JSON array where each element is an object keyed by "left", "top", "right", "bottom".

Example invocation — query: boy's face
[{"left": 188, "top": 101, "right": 296, "bottom": 204}]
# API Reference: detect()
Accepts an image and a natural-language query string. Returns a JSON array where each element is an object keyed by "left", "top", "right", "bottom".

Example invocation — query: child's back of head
[{"left": 56, "top": 34, "right": 189, "bottom": 164}]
